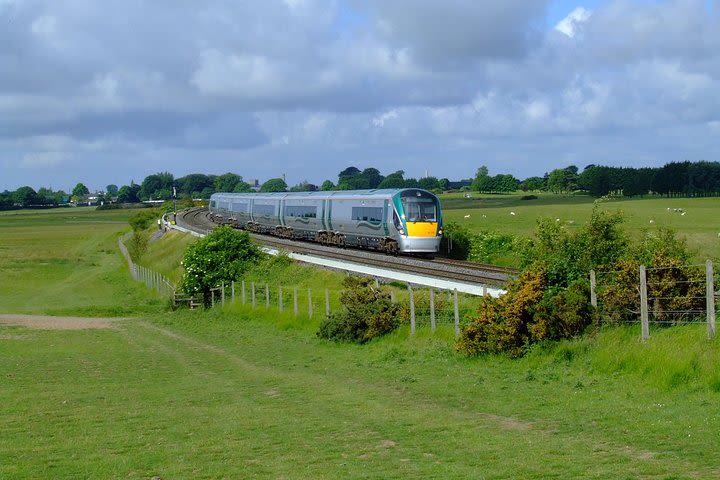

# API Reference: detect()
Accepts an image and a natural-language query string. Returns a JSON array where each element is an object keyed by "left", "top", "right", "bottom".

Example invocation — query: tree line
[{"left": 3, "top": 159, "right": 719, "bottom": 210}]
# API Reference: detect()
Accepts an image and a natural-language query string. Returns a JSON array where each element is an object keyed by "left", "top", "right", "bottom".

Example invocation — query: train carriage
[{"left": 209, "top": 188, "right": 443, "bottom": 255}]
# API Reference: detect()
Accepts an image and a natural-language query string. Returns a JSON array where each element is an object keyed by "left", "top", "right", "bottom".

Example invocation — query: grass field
[
  {"left": 1, "top": 205, "right": 719, "bottom": 479},
  {"left": 440, "top": 192, "right": 720, "bottom": 262},
  {"left": 0, "top": 207, "right": 165, "bottom": 316}
]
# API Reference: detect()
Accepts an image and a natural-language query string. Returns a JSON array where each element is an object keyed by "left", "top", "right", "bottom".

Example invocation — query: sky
[{"left": 1, "top": 0, "right": 719, "bottom": 192}]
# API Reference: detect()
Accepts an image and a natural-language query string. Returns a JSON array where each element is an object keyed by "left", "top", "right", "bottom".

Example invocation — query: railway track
[{"left": 178, "top": 208, "right": 515, "bottom": 287}]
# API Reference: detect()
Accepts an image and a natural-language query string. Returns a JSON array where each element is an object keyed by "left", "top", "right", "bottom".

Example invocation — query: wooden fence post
[
  {"left": 250, "top": 282, "right": 255, "bottom": 308},
  {"left": 279, "top": 286, "right": 283, "bottom": 313},
  {"left": 640, "top": 265, "right": 650, "bottom": 341},
  {"left": 241, "top": 280, "right": 246, "bottom": 305},
  {"left": 325, "top": 288, "right": 330, "bottom": 317},
  {"left": 408, "top": 285, "right": 415, "bottom": 334},
  {"left": 590, "top": 270, "right": 597, "bottom": 308},
  {"left": 221, "top": 282, "right": 225, "bottom": 306},
  {"left": 454, "top": 289, "right": 460, "bottom": 339},
  {"left": 266, "top": 284, "right": 270, "bottom": 309},
  {"left": 308, "top": 288, "right": 313, "bottom": 319},
  {"left": 707, "top": 260, "right": 716, "bottom": 339},
  {"left": 211, "top": 289, "right": 215, "bottom": 308},
  {"left": 390, "top": 290, "right": 395, "bottom": 304},
  {"left": 430, "top": 288, "right": 436, "bottom": 333},
  {"left": 294, "top": 287, "right": 298, "bottom": 317},
  {"left": 231, "top": 281, "right": 235, "bottom": 304}
]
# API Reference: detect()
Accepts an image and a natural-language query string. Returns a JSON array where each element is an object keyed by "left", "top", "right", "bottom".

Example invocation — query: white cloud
[{"left": 555, "top": 7, "right": 592, "bottom": 38}]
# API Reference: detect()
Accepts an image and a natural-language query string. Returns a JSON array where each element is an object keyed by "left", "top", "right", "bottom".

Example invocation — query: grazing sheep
[
  {"left": 681, "top": 212, "right": 687, "bottom": 216},
  {"left": 463, "top": 214, "right": 470, "bottom": 218},
  {"left": 510, "top": 211, "right": 516, "bottom": 216},
  {"left": 649, "top": 220, "right": 655, "bottom": 224}
]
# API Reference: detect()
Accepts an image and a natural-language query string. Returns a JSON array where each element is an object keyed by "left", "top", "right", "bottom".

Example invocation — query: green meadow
[
  {"left": 1, "top": 204, "right": 719, "bottom": 479},
  {"left": 441, "top": 192, "right": 720, "bottom": 263}
]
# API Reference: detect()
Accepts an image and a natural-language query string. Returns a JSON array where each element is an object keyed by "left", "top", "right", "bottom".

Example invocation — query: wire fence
[
  {"left": 118, "top": 235, "right": 175, "bottom": 299},
  {"left": 208, "top": 280, "right": 472, "bottom": 337},
  {"left": 591, "top": 260, "right": 717, "bottom": 340}
]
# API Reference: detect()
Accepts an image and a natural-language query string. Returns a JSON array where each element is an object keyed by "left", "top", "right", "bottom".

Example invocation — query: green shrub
[
  {"left": 129, "top": 209, "right": 162, "bottom": 231},
  {"left": 440, "top": 222, "right": 473, "bottom": 259},
  {"left": 180, "top": 226, "right": 264, "bottom": 305},
  {"left": 317, "top": 276, "right": 401, "bottom": 343},
  {"left": 127, "top": 231, "right": 150, "bottom": 262},
  {"left": 520, "top": 195, "right": 538, "bottom": 200}
]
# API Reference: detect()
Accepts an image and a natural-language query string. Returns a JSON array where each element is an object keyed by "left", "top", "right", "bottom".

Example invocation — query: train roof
[{"left": 210, "top": 188, "right": 438, "bottom": 202}]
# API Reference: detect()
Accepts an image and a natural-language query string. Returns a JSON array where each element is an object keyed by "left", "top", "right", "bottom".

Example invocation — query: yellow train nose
[{"left": 405, "top": 222, "right": 438, "bottom": 237}]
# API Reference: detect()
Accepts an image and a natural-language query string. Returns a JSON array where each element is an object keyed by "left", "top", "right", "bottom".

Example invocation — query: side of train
[{"left": 208, "top": 188, "right": 443, "bottom": 254}]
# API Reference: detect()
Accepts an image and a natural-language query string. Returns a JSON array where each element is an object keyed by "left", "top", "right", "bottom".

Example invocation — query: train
[{"left": 208, "top": 188, "right": 443, "bottom": 255}]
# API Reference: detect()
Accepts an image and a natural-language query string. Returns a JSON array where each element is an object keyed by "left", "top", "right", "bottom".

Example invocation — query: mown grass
[
  {"left": 0, "top": 207, "right": 165, "bottom": 316},
  {"left": 440, "top": 192, "right": 720, "bottom": 263},
  {"left": 2, "top": 310, "right": 719, "bottom": 479}
]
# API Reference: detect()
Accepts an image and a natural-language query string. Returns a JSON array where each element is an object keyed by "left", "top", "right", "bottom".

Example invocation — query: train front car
[{"left": 392, "top": 189, "right": 443, "bottom": 254}]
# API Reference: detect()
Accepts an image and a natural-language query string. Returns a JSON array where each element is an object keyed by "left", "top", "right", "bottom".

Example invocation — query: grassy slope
[
  {"left": 0, "top": 208, "right": 165, "bottom": 315},
  {"left": 1, "top": 205, "right": 719, "bottom": 478},
  {"left": 441, "top": 192, "right": 720, "bottom": 263}
]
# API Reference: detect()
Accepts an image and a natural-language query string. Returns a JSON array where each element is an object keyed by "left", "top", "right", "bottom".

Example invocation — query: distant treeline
[
  {"left": 528, "top": 161, "right": 720, "bottom": 197},
  {"left": 3, "top": 160, "right": 719, "bottom": 210}
]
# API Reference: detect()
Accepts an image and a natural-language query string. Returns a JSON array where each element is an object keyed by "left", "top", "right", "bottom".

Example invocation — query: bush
[
  {"left": 457, "top": 268, "right": 548, "bottom": 358},
  {"left": 126, "top": 231, "right": 150, "bottom": 262},
  {"left": 440, "top": 222, "right": 473, "bottom": 259},
  {"left": 180, "top": 226, "right": 264, "bottom": 305},
  {"left": 129, "top": 209, "right": 162, "bottom": 231},
  {"left": 317, "top": 276, "right": 401, "bottom": 343},
  {"left": 520, "top": 195, "right": 538, "bottom": 201}
]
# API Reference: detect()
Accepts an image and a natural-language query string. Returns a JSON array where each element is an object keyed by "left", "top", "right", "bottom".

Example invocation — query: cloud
[
  {"left": 555, "top": 7, "right": 592, "bottom": 38},
  {"left": 1, "top": 0, "right": 719, "bottom": 190}
]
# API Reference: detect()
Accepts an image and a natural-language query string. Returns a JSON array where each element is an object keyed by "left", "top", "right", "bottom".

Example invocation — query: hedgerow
[{"left": 457, "top": 205, "right": 695, "bottom": 357}]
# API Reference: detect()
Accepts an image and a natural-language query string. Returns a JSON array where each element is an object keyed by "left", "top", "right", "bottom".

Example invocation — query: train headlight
[{"left": 438, "top": 229, "right": 443, "bottom": 236}]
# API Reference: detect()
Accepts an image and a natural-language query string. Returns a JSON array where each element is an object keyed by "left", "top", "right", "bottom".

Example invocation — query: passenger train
[{"left": 208, "top": 188, "right": 443, "bottom": 255}]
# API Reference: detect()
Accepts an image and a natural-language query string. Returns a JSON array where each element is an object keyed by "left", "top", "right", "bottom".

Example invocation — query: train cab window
[
  {"left": 285, "top": 205, "right": 317, "bottom": 218},
  {"left": 352, "top": 207, "right": 383, "bottom": 223},
  {"left": 232, "top": 203, "right": 248, "bottom": 213},
  {"left": 400, "top": 190, "right": 438, "bottom": 222},
  {"left": 210, "top": 201, "right": 216, "bottom": 208}
]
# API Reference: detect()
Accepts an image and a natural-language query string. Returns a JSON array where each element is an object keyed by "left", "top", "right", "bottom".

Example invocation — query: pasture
[
  {"left": 0, "top": 207, "right": 165, "bottom": 316},
  {"left": 1, "top": 205, "right": 719, "bottom": 479},
  {"left": 440, "top": 192, "right": 720, "bottom": 262}
]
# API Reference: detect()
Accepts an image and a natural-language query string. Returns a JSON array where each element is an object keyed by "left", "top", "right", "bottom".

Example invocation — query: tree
[
  {"left": 139, "top": 172, "right": 174, "bottom": 200},
  {"left": 180, "top": 226, "right": 263, "bottom": 305},
  {"left": 547, "top": 167, "right": 578, "bottom": 193},
  {"left": 320, "top": 180, "right": 335, "bottom": 191},
  {"left": 378, "top": 171, "right": 405, "bottom": 189},
  {"left": 72, "top": 183, "right": 90, "bottom": 198},
  {"left": 520, "top": 176, "right": 546, "bottom": 191},
  {"left": 106, "top": 184, "right": 119, "bottom": 196},
  {"left": 13, "top": 186, "right": 38, "bottom": 207},
  {"left": 361, "top": 168, "right": 384, "bottom": 189},
  {"left": 260, "top": 178, "right": 287, "bottom": 192},
  {"left": 472, "top": 166, "right": 491, "bottom": 192},
  {"left": 117, "top": 182, "right": 141, "bottom": 203},
  {"left": 214, "top": 172, "right": 242, "bottom": 193},
  {"left": 417, "top": 176, "right": 440, "bottom": 191},
  {"left": 177, "top": 173, "right": 213, "bottom": 196},
  {"left": 233, "top": 181, "right": 253, "bottom": 193},
  {"left": 289, "top": 180, "right": 317, "bottom": 192}
]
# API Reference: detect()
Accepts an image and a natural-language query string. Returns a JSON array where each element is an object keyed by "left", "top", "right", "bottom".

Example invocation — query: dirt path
[{"left": 0, "top": 314, "right": 128, "bottom": 330}]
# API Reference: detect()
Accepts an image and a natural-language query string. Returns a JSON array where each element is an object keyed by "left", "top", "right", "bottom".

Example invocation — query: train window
[
  {"left": 400, "top": 190, "right": 437, "bottom": 222},
  {"left": 219, "top": 202, "right": 230, "bottom": 211},
  {"left": 285, "top": 205, "right": 317, "bottom": 218},
  {"left": 210, "top": 201, "right": 216, "bottom": 208},
  {"left": 232, "top": 203, "right": 248, "bottom": 212},
  {"left": 253, "top": 204, "right": 275, "bottom": 216},
  {"left": 351, "top": 207, "right": 383, "bottom": 223}
]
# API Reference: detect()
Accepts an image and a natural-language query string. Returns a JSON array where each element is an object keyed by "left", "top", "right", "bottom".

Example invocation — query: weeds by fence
[
  {"left": 208, "top": 279, "right": 471, "bottom": 337},
  {"left": 118, "top": 234, "right": 175, "bottom": 299},
  {"left": 591, "top": 259, "right": 717, "bottom": 340}
]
